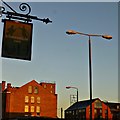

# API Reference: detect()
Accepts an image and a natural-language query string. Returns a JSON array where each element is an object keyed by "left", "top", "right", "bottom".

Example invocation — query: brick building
[
  {"left": 65, "top": 98, "right": 114, "bottom": 120},
  {"left": 2, "top": 80, "right": 57, "bottom": 119}
]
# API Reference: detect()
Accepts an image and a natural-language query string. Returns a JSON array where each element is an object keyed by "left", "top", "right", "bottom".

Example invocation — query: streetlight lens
[
  {"left": 66, "top": 30, "right": 77, "bottom": 35},
  {"left": 102, "top": 35, "right": 112, "bottom": 40},
  {"left": 66, "top": 86, "right": 71, "bottom": 89}
]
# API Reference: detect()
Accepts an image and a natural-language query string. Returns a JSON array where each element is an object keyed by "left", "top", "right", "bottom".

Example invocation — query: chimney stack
[
  {"left": 2, "top": 81, "right": 6, "bottom": 91},
  {"left": 7, "top": 83, "right": 11, "bottom": 88}
]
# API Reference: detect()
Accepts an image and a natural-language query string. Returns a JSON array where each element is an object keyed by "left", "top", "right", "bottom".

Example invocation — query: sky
[{"left": 0, "top": 1, "right": 118, "bottom": 118}]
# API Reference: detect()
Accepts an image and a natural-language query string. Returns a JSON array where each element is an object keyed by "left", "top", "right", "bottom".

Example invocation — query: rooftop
[{"left": 65, "top": 98, "right": 99, "bottom": 111}]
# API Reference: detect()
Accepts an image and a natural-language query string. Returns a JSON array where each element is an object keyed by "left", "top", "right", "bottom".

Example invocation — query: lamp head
[
  {"left": 66, "top": 30, "right": 77, "bottom": 35},
  {"left": 66, "top": 86, "right": 71, "bottom": 89},
  {"left": 102, "top": 35, "right": 112, "bottom": 40}
]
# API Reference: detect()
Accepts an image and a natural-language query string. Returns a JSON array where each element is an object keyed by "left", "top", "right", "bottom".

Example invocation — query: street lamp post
[
  {"left": 66, "top": 30, "right": 112, "bottom": 120},
  {"left": 66, "top": 86, "right": 79, "bottom": 102}
]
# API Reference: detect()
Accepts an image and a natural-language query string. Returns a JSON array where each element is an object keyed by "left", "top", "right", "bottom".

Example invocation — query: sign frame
[{"left": 1, "top": 19, "right": 33, "bottom": 61}]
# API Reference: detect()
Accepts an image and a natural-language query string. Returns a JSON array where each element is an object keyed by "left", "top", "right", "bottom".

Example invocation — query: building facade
[
  {"left": 65, "top": 98, "right": 114, "bottom": 120},
  {"left": 105, "top": 102, "right": 120, "bottom": 120},
  {"left": 2, "top": 80, "right": 57, "bottom": 119}
]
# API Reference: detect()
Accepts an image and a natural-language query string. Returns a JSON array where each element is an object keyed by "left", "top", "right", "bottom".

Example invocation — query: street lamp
[
  {"left": 66, "top": 30, "right": 112, "bottom": 120},
  {"left": 66, "top": 30, "right": 112, "bottom": 39},
  {"left": 66, "top": 86, "right": 79, "bottom": 102}
]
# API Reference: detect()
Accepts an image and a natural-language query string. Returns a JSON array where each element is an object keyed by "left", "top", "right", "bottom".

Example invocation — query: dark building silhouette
[{"left": 65, "top": 98, "right": 120, "bottom": 120}]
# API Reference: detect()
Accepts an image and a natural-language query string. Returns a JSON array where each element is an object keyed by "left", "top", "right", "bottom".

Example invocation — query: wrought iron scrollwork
[
  {"left": 19, "top": 3, "right": 31, "bottom": 15},
  {"left": 1, "top": 0, "right": 52, "bottom": 24},
  {"left": 1, "top": 6, "right": 5, "bottom": 13},
  {"left": 0, "top": 6, "right": 5, "bottom": 17}
]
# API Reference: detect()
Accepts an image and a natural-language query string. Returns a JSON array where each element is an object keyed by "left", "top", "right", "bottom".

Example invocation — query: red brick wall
[
  {"left": 40, "top": 82, "right": 56, "bottom": 94},
  {"left": 86, "top": 102, "right": 94, "bottom": 119},
  {"left": 86, "top": 99, "right": 112, "bottom": 119},
  {"left": 4, "top": 80, "right": 57, "bottom": 119},
  {"left": 102, "top": 102, "right": 112, "bottom": 119}
]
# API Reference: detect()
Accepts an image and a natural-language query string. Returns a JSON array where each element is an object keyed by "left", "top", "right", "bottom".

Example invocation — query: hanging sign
[{"left": 1, "top": 20, "right": 33, "bottom": 60}]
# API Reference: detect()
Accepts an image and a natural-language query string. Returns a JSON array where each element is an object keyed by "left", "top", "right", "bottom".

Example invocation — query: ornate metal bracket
[{"left": 0, "top": 0, "right": 52, "bottom": 24}]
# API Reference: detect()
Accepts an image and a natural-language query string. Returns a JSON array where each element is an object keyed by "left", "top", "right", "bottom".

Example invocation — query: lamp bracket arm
[{"left": 0, "top": 0, "right": 52, "bottom": 24}]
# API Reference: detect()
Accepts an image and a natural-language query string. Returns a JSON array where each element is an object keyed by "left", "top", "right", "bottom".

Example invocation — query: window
[
  {"left": 37, "top": 97, "right": 40, "bottom": 103},
  {"left": 76, "top": 110, "right": 78, "bottom": 115},
  {"left": 73, "top": 111, "right": 74, "bottom": 115},
  {"left": 36, "top": 106, "right": 40, "bottom": 113},
  {"left": 25, "top": 96, "right": 29, "bottom": 103},
  {"left": 51, "top": 85, "right": 53, "bottom": 88},
  {"left": 94, "top": 100, "right": 102, "bottom": 108},
  {"left": 31, "top": 106, "right": 34, "bottom": 112},
  {"left": 79, "top": 109, "right": 86, "bottom": 119},
  {"left": 69, "top": 111, "right": 72, "bottom": 113},
  {"left": 79, "top": 110, "right": 81, "bottom": 113},
  {"left": 66, "top": 111, "right": 69, "bottom": 114},
  {"left": 51, "top": 90, "right": 53, "bottom": 93},
  {"left": 44, "top": 85, "right": 46, "bottom": 88},
  {"left": 94, "top": 108, "right": 102, "bottom": 119},
  {"left": 31, "top": 96, "right": 34, "bottom": 103},
  {"left": 94, "top": 109, "right": 97, "bottom": 114},
  {"left": 28, "top": 86, "right": 32, "bottom": 93},
  {"left": 34, "top": 86, "right": 38, "bottom": 94},
  {"left": 82, "top": 109, "right": 85, "bottom": 112},
  {"left": 24, "top": 105, "right": 29, "bottom": 112}
]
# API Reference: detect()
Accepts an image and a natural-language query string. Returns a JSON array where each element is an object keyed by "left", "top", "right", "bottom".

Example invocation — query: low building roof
[{"left": 65, "top": 98, "right": 100, "bottom": 111}]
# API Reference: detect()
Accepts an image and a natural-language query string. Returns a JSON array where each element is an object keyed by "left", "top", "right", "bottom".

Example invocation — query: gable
[
  {"left": 14, "top": 80, "right": 56, "bottom": 97},
  {"left": 94, "top": 99, "right": 102, "bottom": 108}
]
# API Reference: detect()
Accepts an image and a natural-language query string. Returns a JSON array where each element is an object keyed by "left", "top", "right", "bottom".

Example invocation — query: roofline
[{"left": 65, "top": 98, "right": 101, "bottom": 111}]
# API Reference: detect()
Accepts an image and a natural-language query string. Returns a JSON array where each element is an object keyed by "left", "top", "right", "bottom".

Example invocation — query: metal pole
[
  {"left": 89, "top": 36, "right": 92, "bottom": 120},
  {"left": 70, "top": 95, "right": 72, "bottom": 105},
  {"left": 77, "top": 89, "right": 78, "bottom": 102},
  {"left": 107, "top": 101, "right": 108, "bottom": 120},
  {"left": 61, "top": 108, "right": 63, "bottom": 119}
]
